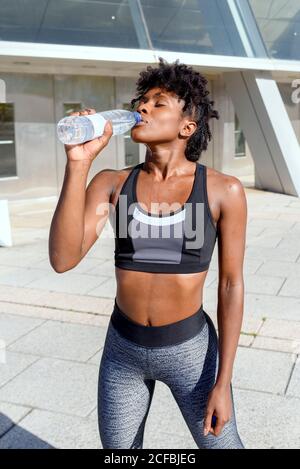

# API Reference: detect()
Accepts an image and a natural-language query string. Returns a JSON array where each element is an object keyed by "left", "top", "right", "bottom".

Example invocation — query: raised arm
[{"left": 48, "top": 108, "right": 115, "bottom": 272}]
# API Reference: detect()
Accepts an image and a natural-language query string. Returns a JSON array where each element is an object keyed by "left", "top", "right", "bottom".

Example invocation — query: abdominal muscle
[{"left": 115, "top": 267, "right": 208, "bottom": 326}]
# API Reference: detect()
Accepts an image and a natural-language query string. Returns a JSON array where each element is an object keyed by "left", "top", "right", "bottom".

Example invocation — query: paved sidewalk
[{"left": 0, "top": 186, "right": 300, "bottom": 449}]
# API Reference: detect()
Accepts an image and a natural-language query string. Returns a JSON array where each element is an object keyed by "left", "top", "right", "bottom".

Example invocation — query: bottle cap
[{"left": 133, "top": 111, "right": 142, "bottom": 124}]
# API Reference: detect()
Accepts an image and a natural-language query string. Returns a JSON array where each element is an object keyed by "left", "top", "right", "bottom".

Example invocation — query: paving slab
[
  {"left": 0, "top": 351, "right": 39, "bottom": 388},
  {"left": 0, "top": 357, "right": 98, "bottom": 417},
  {"left": 234, "top": 388, "right": 300, "bottom": 449},
  {"left": 232, "top": 347, "right": 295, "bottom": 395},
  {"left": 0, "top": 402, "right": 32, "bottom": 438},
  {"left": 0, "top": 313, "right": 46, "bottom": 346},
  {"left": 7, "top": 320, "right": 106, "bottom": 362},
  {"left": 25, "top": 271, "right": 108, "bottom": 295},
  {"left": 0, "top": 409, "right": 100, "bottom": 449}
]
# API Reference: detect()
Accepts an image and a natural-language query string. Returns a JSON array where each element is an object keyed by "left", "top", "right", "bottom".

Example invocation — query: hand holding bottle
[{"left": 64, "top": 108, "right": 113, "bottom": 162}]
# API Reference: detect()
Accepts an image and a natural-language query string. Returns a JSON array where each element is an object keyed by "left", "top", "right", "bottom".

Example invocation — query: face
[{"left": 130, "top": 87, "right": 196, "bottom": 146}]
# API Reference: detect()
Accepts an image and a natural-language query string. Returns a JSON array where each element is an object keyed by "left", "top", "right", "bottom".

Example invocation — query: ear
[{"left": 180, "top": 120, "right": 197, "bottom": 138}]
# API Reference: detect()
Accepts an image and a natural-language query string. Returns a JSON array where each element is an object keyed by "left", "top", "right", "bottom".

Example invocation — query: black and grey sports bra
[{"left": 109, "top": 161, "right": 218, "bottom": 274}]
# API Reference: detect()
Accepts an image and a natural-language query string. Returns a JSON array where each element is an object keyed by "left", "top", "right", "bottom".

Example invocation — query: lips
[{"left": 139, "top": 115, "right": 148, "bottom": 123}]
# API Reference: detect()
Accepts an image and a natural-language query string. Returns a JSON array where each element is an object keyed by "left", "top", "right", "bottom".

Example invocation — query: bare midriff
[
  {"left": 111, "top": 164, "right": 217, "bottom": 327},
  {"left": 115, "top": 267, "right": 208, "bottom": 326}
]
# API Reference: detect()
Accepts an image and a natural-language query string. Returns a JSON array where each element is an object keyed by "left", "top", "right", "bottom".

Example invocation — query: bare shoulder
[
  {"left": 204, "top": 165, "right": 247, "bottom": 226},
  {"left": 113, "top": 164, "right": 137, "bottom": 188},
  {"left": 106, "top": 164, "right": 138, "bottom": 205},
  {"left": 90, "top": 165, "right": 135, "bottom": 199},
  {"left": 206, "top": 165, "right": 246, "bottom": 201},
  {"left": 220, "top": 171, "right": 246, "bottom": 206}
]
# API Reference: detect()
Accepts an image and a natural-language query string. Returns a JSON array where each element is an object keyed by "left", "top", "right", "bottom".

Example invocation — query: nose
[
  {"left": 137, "top": 105, "right": 147, "bottom": 116},
  {"left": 136, "top": 100, "right": 149, "bottom": 114},
  {"left": 136, "top": 106, "right": 148, "bottom": 123}
]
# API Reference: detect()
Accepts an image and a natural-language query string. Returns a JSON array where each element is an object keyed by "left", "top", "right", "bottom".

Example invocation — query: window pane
[
  {"left": 141, "top": 0, "right": 247, "bottom": 56},
  {"left": 234, "top": 132, "right": 246, "bottom": 156},
  {"left": 0, "top": 103, "right": 17, "bottom": 177},
  {"left": 0, "top": 0, "right": 140, "bottom": 49},
  {"left": 249, "top": 0, "right": 300, "bottom": 60},
  {"left": 234, "top": 113, "right": 246, "bottom": 157}
]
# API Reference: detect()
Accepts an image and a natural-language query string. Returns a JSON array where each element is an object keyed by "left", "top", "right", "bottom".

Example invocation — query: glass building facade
[
  {"left": 0, "top": 0, "right": 298, "bottom": 59},
  {"left": 249, "top": 0, "right": 300, "bottom": 60}
]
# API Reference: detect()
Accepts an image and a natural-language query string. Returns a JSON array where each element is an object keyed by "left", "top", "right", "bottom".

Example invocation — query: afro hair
[{"left": 130, "top": 57, "right": 219, "bottom": 162}]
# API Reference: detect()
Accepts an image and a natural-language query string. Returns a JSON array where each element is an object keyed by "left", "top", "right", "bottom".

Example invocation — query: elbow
[
  {"left": 51, "top": 265, "right": 67, "bottom": 274},
  {"left": 48, "top": 250, "right": 64, "bottom": 273},
  {"left": 48, "top": 245, "right": 81, "bottom": 273},
  {"left": 50, "top": 262, "right": 76, "bottom": 273},
  {"left": 49, "top": 254, "right": 77, "bottom": 273},
  {"left": 218, "top": 276, "right": 244, "bottom": 291},
  {"left": 49, "top": 259, "right": 67, "bottom": 273}
]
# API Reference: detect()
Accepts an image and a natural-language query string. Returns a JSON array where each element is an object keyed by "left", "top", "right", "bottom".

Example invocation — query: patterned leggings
[{"left": 97, "top": 299, "right": 245, "bottom": 449}]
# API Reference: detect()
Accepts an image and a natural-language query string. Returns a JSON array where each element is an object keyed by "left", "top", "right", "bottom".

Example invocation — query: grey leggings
[{"left": 97, "top": 300, "right": 245, "bottom": 449}]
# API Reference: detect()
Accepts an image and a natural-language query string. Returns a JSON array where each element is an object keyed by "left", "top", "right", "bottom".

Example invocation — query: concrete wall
[
  {"left": 0, "top": 72, "right": 254, "bottom": 200},
  {"left": 212, "top": 74, "right": 254, "bottom": 178},
  {"left": 0, "top": 73, "right": 117, "bottom": 200}
]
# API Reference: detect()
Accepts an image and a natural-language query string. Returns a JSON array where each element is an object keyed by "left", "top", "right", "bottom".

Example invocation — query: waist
[{"left": 110, "top": 298, "right": 208, "bottom": 348}]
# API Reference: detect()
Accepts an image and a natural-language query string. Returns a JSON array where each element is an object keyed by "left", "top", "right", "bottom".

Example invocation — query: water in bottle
[{"left": 57, "top": 109, "right": 142, "bottom": 145}]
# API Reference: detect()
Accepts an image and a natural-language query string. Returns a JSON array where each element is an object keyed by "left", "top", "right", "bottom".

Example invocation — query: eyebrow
[{"left": 140, "top": 92, "right": 170, "bottom": 101}]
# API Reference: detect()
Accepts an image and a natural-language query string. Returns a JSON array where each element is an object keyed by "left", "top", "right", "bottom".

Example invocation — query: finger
[
  {"left": 92, "top": 121, "right": 113, "bottom": 148},
  {"left": 203, "top": 410, "right": 213, "bottom": 436},
  {"left": 82, "top": 108, "right": 93, "bottom": 114},
  {"left": 102, "top": 120, "right": 113, "bottom": 136},
  {"left": 212, "top": 421, "right": 224, "bottom": 437}
]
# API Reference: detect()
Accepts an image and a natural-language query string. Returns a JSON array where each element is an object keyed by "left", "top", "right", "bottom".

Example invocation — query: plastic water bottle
[{"left": 57, "top": 109, "right": 142, "bottom": 145}]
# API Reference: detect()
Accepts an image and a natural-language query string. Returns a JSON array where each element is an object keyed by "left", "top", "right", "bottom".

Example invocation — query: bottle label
[{"left": 85, "top": 114, "right": 106, "bottom": 139}]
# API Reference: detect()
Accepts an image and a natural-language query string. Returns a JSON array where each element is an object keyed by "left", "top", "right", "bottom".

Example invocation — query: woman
[{"left": 49, "top": 57, "right": 247, "bottom": 449}]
